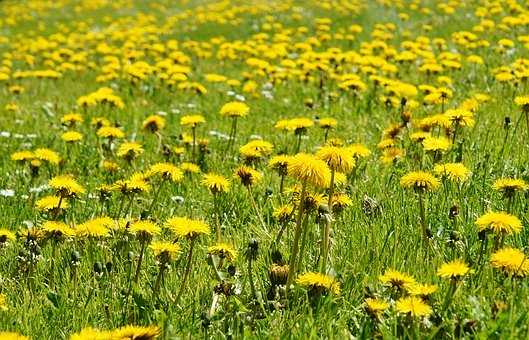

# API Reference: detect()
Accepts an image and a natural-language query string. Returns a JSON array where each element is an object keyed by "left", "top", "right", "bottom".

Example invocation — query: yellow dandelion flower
[
  {"left": 492, "top": 178, "right": 528, "bottom": 196},
  {"left": 116, "top": 141, "right": 144, "bottom": 159},
  {"left": 61, "top": 131, "right": 83, "bottom": 143},
  {"left": 296, "top": 272, "right": 340, "bottom": 295},
  {"left": 287, "top": 153, "right": 331, "bottom": 188},
  {"left": 180, "top": 114, "right": 206, "bottom": 127},
  {"left": 434, "top": 163, "right": 471, "bottom": 182},
  {"left": 422, "top": 136, "right": 451, "bottom": 152},
  {"left": 96, "top": 126, "right": 125, "bottom": 139},
  {"left": 11, "top": 150, "right": 34, "bottom": 162},
  {"left": 316, "top": 146, "right": 355, "bottom": 173},
  {"left": 49, "top": 175, "right": 85, "bottom": 198},
  {"left": 149, "top": 241, "right": 181, "bottom": 261},
  {"left": 219, "top": 101, "right": 249, "bottom": 117},
  {"left": 365, "top": 298, "right": 389, "bottom": 316},
  {"left": 147, "top": 163, "right": 184, "bottom": 182},
  {"left": 42, "top": 220, "right": 74, "bottom": 238},
  {"left": 395, "top": 296, "right": 432, "bottom": 317},
  {"left": 129, "top": 220, "right": 161, "bottom": 237},
  {"left": 35, "top": 195, "right": 69, "bottom": 211},
  {"left": 405, "top": 283, "right": 438, "bottom": 296},
  {"left": 234, "top": 166, "right": 262, "bottom": 186},
  {"left": 167, "top": 217, "right": 210, "bottom": 239},
  {"left": 379, "top": 268, "right": 416, "bottom": 288},
  {"left": 437, "top": 259, "right": 471, "bottom": 279},
  {"left": 202, "top": 173, "right": 230, "bottom": 194},
  {"left": 142, "top": 115, "right": 166, "bottom": 132},
  {"left": 475, "top": 211, "right": 522, "bottom": 235},
  {"left": 111, "top": 325, "right": 160, "bottom": 340},
  {"left": 491, "top": 247, "right": 529, "bottom": 277},
  {"left": 34, "top": 148, "right": 61, "bottom": 165},
  {"left": 400, "top": 171, "right": 440, "bottom": 191},
  {"left": 207, "top": 243, "right": 237, "bottom": 261}
]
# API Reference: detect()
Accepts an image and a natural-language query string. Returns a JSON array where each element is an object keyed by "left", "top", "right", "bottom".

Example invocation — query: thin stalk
[
  {"left": 247, "top": 186, "right": 266, "bottom": 228},
  {"left": 286, "top": 180, "right": 307, "bottom": 293},
  {"left": 321, "top": 170, "right": 335, "bottom": 273},
  {"left": 152, "top": 263, "right": 166, "bottom": 300},
  {"left": 147, "top": 179, "right": 165, "bottom": 215},
  {"left": 174, "top": 238, "right": 196, "bottom": 304},
  {"left": 418, "top": 191, "right": 428, "bottom": 245},
  {"left": 191, "top": 126, "right": 196, "bottom": 162},
  {"left": 133, "top": 238, "right": 147, "bottom": 284},
  {"left": 296, "top": 214, "right": 311, "bottom": 272}
]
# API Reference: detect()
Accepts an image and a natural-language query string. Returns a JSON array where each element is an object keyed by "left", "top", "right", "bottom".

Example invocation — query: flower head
[
  {"left": 296, "top": 272, "right": 340, "bottom": 295},
  {"left": 129, "top": 220, "right": 161, "bottom": 238},
  {"left": 180, "top": 114, "right": 206, "bottom": 127},
  {"left": 316, "top": 146, "right": 355, "bottom": 173},
  {"left": 400, "top": 171, "right": 440, "bottom": 191},
  {"left": 207, "top": 243, "right": 237, "bottom": 261},
  {"left": 234, "top": 166, "right": 262, "bottom": 186},
  {"left": 147, "top": 163, "right": 184, "bottom": 182},
  {"left": 49, "top": 175, "right": 85, "bottom": 198},
  {"left": 475, "top": 212, "right": 522, "bottom": 235},
  {"left": 167, "top": 217, "right": 210, "bottom": 239},
  {"left": 379, "top": 268, "right": 416, "bottom": 288},
  {"left": 202, "top": 173, "right": 230, "bottom": 194},
  {"left": 287, "top": 153, "right": 331, "bottom": 188},
  {"left": 150, "top": 241, "right": 181, "bottom": 261},
  {"left": 492, "top": 178, "right": 528, "bottom": 197},
  {"left": 434, "top": 163, "right": 471, "bottom": 182},
  {"left": 220, "top": 101, "right": 249, "bottom": 117},
  {"left": 365, "top": 298, "right": 389, "bottom": 317},
  {"left": 143, "top": 115, "right": 166, "bottom": 132},
  {"left": 437, "top": 259, "right": 471, "bottom": 279},
  {"left": 395, "top": 296, "right": 432, "bottom": 317},
  {"left": 491, "top": 247, "right": 529, "bottom": 277}
]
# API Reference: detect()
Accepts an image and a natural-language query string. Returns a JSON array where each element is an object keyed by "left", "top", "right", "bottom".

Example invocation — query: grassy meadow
[{"left": 1, "top": 0, "right": 529, "bottom": 338}]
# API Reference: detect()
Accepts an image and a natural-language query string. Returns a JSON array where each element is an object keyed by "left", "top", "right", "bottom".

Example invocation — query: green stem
[
  {"left": 133, "top": 238, "right": 147, "bottom": 284},
  {"left": 286, "top": 180, "right": 307, "bottom": 294},
  {"left": 321, "top": 170, "right": 335, "bottom": 273},
  {"left": 174, "top": 238, "right": 196, "bottom": 305}
]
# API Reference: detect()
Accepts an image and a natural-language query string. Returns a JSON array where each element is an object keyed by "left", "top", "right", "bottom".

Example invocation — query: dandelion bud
[
  {"left": 227, "top": 264, "right": 236, "bottom": 277},
  {"left": 93, "top": 262, "right": 103, "bottom": 276},
  {"left": 449, "top": 205, "right": 459, "bottom": 219},
  {"left": 71, "top": 250, "right": 81, "bottom": 264},
  {"left": 269, "top": 264, "right": 289, "bottom": 286},
  {"left": 503, "top": 116, "right": 511, "bottom": 129},
  {"left": 246, "top": 239, "right": 259, "bottom": 260},
  {"left": 106, "top": 262, "right": 113, "bottom": 273}
]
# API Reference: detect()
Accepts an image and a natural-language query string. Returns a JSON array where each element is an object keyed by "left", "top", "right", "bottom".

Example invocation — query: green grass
[{"left": 0, "top": 0, "right": 529, "bottom": 338}]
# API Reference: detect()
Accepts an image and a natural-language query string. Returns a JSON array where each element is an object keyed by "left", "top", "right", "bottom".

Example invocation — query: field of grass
[{"left": 1, "top": 0, "right": 529, "bottom": 338}]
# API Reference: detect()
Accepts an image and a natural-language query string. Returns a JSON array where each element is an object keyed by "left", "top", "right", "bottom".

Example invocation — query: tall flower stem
[
  {"left": 321, "top": 170, "right": 335, "bottom": 273},
  {"left": 213, "top": 195, "right": 222, "bottom": 242},
  {"left": 147, "top": 179, "right": 165, "bottom": 215},
  {"left": 133, "top": 238, "right": 147, "bottom": 284},
  {"left": 247, "top": 186, "right": 266, "bottom": 228},
  {"left": 295, "top": 133, "right": 302, "bottom": 153},
  {"left": 442, "top": 279, "right": 458, "bottom": 311},
  {"left": 152, "top": 262, "right": 166, "bottom": 301},
  {"left": 418, "top": 191, "right": 428, "bottom": 245},
  {"left": 286, "top": 180, "right": 307, "bottom": 293},
  {"left": 191, "top": 126, "right": 197, "bottom": 162},
  {"left": 174, "top": 238, "right": 196, "bottom": 305},
  {"left": 296, "top": 214, "right": 311, "bottom": 271}
]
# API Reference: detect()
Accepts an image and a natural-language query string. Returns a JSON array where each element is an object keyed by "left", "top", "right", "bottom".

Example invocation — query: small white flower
[{"left": 0, "top": 189, "right": 15, "bottom": 197}]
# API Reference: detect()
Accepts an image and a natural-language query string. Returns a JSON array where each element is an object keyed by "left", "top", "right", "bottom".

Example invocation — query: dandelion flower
[
  {"left": 207, "top": 243, "right": 237, "bottom": 261},
  {"left": 234, "top": 166, "right": 262, "bottom": 186},
  {"left": 365, "top": 298, "right": 389, "bottom": 317},
  {"left": 219, "top": 101, "right": 249, "bottom": 117},
  {"left": 287, "top": 153, "right": 331, "bottom": 188},
  {"left": 434, "top": 163, "right": 471, "bottom": 182},
  {"left": 437, "top": 259, "right": 471, "bottom": 279},
  {"left": 475, "top": 212, "right": 522, "bottom": 234},
  {"left": 492, "top": 178, "right": 528, "bottom": 197},
  {"left": 296, "top": 272, "right": 340, "bottom": 295},
  {"left": 49, "top": 175, "right": 85, "bottom": 198},
  {"left": 180, "top": 114, "right": 206, "bottom": 127},
  {"left": 490, "top": 247, "right": 529, "bottom": 277},
  {"left": 35, "top": 195, "right": 69, "bottom": 211},
  {"left": 202, "top": 173, "right": 230, "bottom": 194},
  {"left": 129, "top": 220, "right": 161, "bottom": 237},
  {"left": 167, "top": 217, "right": 210, "bottom": 239},
  {"left": 379, "top": 268, "right": 416, "bottom": 288},
  {"left": 316, "top": 146, "right": 355, "bottom": 173},
  {"left": 150, "top": 241, "right": 181, "bottom": 261},
  {"left": 395, "top": 296, "right": 432, "bottom": 317},
  {"left": 400, "top": 171, "right": 440, "bottom": 191}
]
